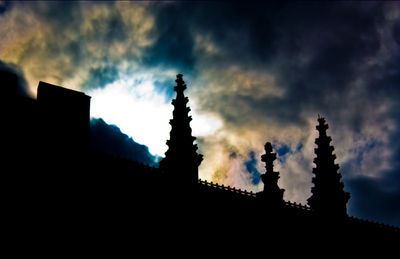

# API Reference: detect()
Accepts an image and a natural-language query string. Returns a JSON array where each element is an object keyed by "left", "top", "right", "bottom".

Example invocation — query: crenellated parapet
[{"left": 199, "top": 179, "right": 257, "bottom": 198}]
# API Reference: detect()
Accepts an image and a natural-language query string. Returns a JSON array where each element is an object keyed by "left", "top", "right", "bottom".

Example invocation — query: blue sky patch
[{"left": 245, "top": 151, "right": 261, "bottom": 185}]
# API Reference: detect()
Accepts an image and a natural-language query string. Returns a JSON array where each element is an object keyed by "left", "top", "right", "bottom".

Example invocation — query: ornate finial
[
  {"left": 262, "top": 142, "right": 276, "bottom": 173},
  {"left": 317, "top": 114, "right": 326, "bottom": 125},
  {"left": 174, "top": 74, "right": 186, "bottom": 93},
  {"left": 259, "top": 141, "right": 284, "bottom": 204},
  {"left": 264, "top": 142, "right": 273, "bottom": 154}
]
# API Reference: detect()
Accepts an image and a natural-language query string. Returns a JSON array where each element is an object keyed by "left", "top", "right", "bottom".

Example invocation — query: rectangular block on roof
[{"left": 37, "top": 81, "right": 91, "bottom": 152}]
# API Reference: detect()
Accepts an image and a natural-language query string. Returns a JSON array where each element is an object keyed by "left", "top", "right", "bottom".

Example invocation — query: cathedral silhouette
[{"left": 2, "top": 72, "right": 398, "bottom": 248}]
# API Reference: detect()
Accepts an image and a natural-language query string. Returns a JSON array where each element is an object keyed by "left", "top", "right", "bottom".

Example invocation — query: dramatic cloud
[
  {"left": 0, "top": 1, "right": 156, "bottom": 95},
  {"left": 88, "top": 74, "right": 173, "bottom": 156},
  {"left": 1, "top": 1, "right": 399, "bottom": 226},
  {"left": 0, "top": 60, "right": 29, "bottom": 96},
  {"left": 90, "top": 118, "right": 158, "bottom": 166}
]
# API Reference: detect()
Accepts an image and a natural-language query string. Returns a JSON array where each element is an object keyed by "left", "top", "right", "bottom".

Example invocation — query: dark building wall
[
  {"left": 1, "top": 70, "right": 18, "bottom": 96},
  {"left": 1, "top": 71, "right": 38, "bottom": 173},
  {"left": 2, "top": 78, "right": 398, "bottom": 247},
  {"left": 37, "top": 81, "right": 91, "bottom": 154}
]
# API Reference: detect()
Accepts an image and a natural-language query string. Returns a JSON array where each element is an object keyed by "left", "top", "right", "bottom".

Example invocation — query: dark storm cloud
[
  {"left": 162, "top": 2, "right": 392, "bottom": 149},
  {"left": 143, "top": 4, "right": 196, "bottom": 75},
  {"left": 29, "top": 1, "right": 128, "bottom": 45},
  {"left": 192, "top": 2, "right": 386, "bottom": 126},
  {"left": 0, "top": 1, "right": 11, "bottom": 15},
  {"left": 161, "top": 2, "right": 400, "bottom": 223},
  {"left": 347, "top": 174, "right": 400, "bottom": 227},
  {"left": 0, "top": 60, "right": 29, "bottom": 96},
  {"left": 142, "top": 2, "right": 281, "bottom": 76},
  {"left": 27, "top": 1, "right": 87, "bottom": 64},
  {"left": 90, "top": 118, "right": 158, "bottom": 166},
  {"left": 339, "top": 132, "right": 400, "bottom": 227},
  {"left": 0, "top": 1, "right": 159, "bottom": 94},
  {"left": 160, "top": 2, "right": 282, "bottom": 64},
  {"left": 84, "top": 63, "right": 120, "bottom": 90},
  {"left": 394, "top": 20, "right": 400, "bottom": 45},
  {"left": 2, "top": 1, "right": 399, "bottom": 226}
]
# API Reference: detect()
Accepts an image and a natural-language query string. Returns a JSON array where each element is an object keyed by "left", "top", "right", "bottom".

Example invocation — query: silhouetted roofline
[{"left": 37, "top": 81, "right": 91, "bottom": 100}]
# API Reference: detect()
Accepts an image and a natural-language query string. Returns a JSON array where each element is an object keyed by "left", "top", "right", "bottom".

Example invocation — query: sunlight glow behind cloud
[
  {"left": 89, "top": 77, "right": 224, "bottom": 157},
  {"left": 1, "top": 1, "right": 399, "bottom": 225},
  {"left": 89, "top": 78, "right": 171, "bottom": 157}
]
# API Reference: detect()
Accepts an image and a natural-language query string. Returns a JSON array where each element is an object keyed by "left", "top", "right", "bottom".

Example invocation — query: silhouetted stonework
[
  {"left": 257, "top": 142, "right": 285, "bottom": 206},
  {"left": 2, "top": 73, "right": 398, "bottom": 248},
  {"left": 159, "top": 74, "right": 203, "bottom": 186},
  {"left": 37, "top": 81, "right": 91, "bottom": 154},
  {"left": 307, "top": 115, "right": 350, "bottom": 217}
]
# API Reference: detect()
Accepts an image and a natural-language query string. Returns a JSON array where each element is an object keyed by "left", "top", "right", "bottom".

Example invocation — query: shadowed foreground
[{"left": 2, "top": 75, "right": 398, "bottom": 253}]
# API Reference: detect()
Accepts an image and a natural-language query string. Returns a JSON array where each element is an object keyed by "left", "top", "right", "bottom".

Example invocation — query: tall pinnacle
[
  {"left": 307, "top": 116, "right": 350, "bottom": 217},
  {"left": 258, "top": 142, "right": 285, "bottom": 205},
  {"left": 159, "top": 74, "right": 203, "bottom": 186}
]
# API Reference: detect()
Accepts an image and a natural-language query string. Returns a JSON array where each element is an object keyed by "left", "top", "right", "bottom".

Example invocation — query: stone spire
[
  {"left": 258, "top": 142, "right": 285, "bottom": 205},
  {"left": 307, "top": 115, "right": 350, "bottom": 217},
  {"left": 159, "top": 74, "right": 203, "bottom": 186}
]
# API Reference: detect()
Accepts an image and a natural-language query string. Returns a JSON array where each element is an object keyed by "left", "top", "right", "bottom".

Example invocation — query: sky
[{"left": 0, "top": 1, "right": 399, "bottom": 226}]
